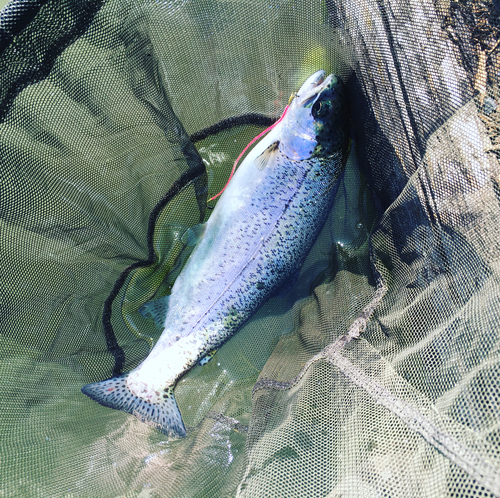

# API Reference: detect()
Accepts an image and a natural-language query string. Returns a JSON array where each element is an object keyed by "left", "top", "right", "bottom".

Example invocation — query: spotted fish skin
[{"left": 82, "top": 70, "right": 348, "bottom": 436}]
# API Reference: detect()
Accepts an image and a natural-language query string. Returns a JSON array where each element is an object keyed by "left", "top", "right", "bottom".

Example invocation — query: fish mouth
[
  {"left": 295, "top": 70, "right": 333, "bottom": 105},
  {"left": 303, "top": 69, "right": 326, "bottom": 88}
]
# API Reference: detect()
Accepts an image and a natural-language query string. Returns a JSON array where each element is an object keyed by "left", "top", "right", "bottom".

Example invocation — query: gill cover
[{"left": 279, "top": 70, "right": 347, "bottom": 160}]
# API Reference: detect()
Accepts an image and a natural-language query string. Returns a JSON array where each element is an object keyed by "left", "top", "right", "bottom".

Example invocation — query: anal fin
[{"left": 139, "top": 295, "right": 170, "bottom": 329}]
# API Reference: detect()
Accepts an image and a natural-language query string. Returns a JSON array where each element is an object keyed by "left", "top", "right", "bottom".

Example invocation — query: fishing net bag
[{"left": 1, "top": 0, "right": 499, "bottom": 496}]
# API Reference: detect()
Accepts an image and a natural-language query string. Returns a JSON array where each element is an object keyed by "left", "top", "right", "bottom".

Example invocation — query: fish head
[{"left": 279, "top": 70, "right": 347, "bottom": 161}]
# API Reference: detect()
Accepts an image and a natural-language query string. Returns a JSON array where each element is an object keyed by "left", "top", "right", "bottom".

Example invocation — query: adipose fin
[
  {"left": 198, "top": 349, "right": 217, "bottom": 366},
  {"left": 81, "top": 375, "right": 187, "bottom": 437}
]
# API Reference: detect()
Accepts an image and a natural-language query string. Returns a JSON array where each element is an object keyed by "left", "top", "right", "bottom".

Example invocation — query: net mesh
[{"left": 1, "top": 0, "right": 499, "bottom": 496}]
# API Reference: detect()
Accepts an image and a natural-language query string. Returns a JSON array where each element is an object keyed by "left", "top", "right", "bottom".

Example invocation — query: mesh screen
[{"left": 1, "top": 0, "right": 500, "bottom": 496}]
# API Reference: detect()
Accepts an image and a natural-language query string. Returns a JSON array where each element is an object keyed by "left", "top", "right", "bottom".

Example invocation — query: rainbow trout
[{"left": 82, "top": 70, "right": 348, "bottom": 437}]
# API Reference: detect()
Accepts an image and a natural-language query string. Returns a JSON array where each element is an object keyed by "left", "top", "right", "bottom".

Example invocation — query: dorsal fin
[
  {"left": 181, "top": 222, "right": 207, "bottom": 246},
  {"left": 139, "top": 294, "right": 170, "bottom": 329},
  {"left": 255, "top": 141, "right": 279, "bottom": 171}
]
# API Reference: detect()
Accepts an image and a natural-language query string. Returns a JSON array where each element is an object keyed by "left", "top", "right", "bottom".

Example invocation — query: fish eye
[{"left": 312, "top": 99, "right": 332, "bottom": 119}]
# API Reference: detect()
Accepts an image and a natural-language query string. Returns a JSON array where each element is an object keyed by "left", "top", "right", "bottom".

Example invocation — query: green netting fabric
[{"left": 1, "top": 0, "right": 500, "bottom": 496}]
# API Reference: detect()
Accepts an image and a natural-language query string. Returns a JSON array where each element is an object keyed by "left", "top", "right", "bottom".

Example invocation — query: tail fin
[{"left": 81, "top": 375, "right": 187, "bottom": 437}]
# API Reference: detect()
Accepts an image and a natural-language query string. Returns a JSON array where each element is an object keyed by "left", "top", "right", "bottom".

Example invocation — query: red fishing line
[{"left": 208, "top": 104, "right": 290, "bottom": 203}]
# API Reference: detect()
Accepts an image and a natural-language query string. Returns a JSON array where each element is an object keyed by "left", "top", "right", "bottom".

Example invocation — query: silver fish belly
[{"left": 82, "top": 70, "right": 348, "bottom": 437}]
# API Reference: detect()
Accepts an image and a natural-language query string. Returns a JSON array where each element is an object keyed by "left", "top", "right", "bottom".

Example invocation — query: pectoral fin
[{"left": 255, "top": 141, "right": 279, "bottom": 171}]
